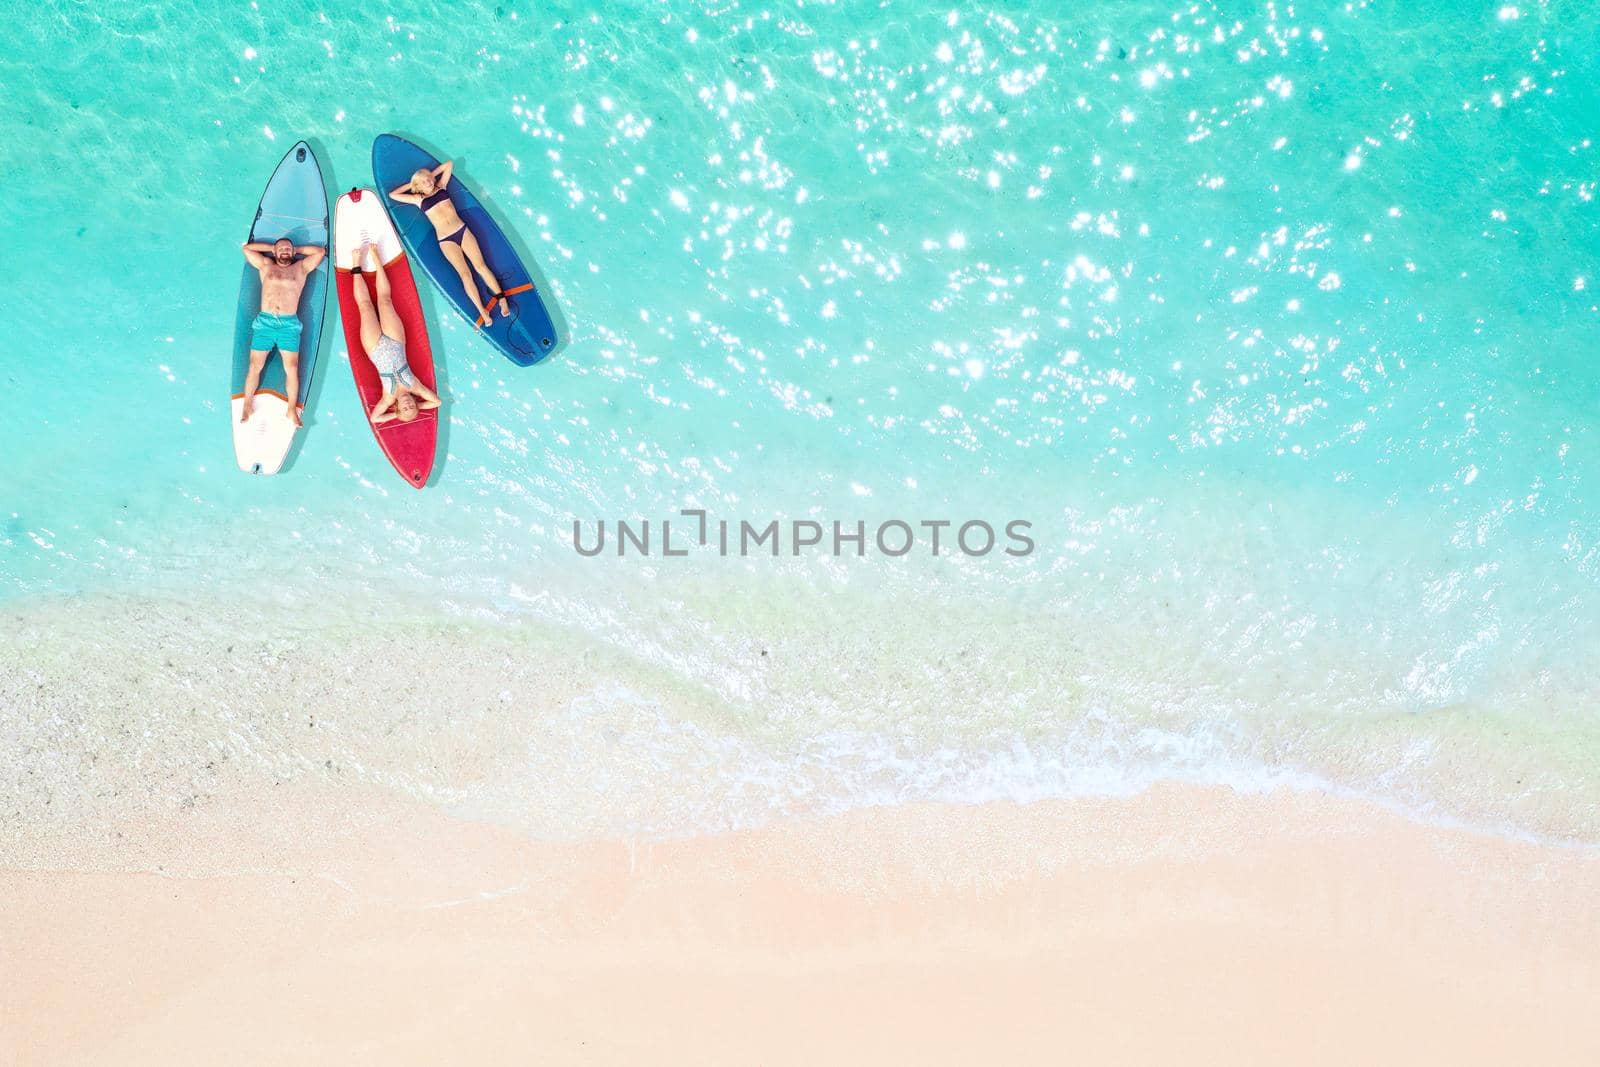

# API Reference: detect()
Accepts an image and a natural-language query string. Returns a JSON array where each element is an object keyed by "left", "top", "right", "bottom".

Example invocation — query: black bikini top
[{"left": 420, "top": 179, "right": 451, "bottom": 212}]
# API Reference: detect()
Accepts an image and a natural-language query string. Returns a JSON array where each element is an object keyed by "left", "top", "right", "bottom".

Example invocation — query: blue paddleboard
[
  {"left": 372, "top": 134, "right": 559, "bottom": 367},
  {"left": 231, "top": 140, "right": 329, "bottom": 474}
]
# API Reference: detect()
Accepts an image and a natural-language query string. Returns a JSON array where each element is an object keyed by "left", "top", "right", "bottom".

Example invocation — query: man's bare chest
[{"left": 262, "top": 265, "right": 302, "bottom": 287}]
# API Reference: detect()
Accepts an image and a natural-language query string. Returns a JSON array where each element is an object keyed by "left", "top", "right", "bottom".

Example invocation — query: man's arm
[
  {"left": 296, "top": 245, "right": 327, "bottom": 273},
  {"left": 241, "top": 243, "right": 271, "bottom": 268}
]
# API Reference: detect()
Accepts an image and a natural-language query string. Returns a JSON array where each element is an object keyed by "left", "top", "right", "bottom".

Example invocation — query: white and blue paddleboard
[{"left": 231, "top": 141, "right": 329, "bottom": 475}]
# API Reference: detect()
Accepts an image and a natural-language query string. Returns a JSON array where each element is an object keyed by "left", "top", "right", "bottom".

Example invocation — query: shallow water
[{"left": 3, "top": 2, "right": 1598, "bottom": 844}]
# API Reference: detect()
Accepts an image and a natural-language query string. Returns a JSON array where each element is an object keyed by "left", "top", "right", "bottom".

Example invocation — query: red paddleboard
[{"left": 334, "top": 188, "right": 438, "bottom": 488}]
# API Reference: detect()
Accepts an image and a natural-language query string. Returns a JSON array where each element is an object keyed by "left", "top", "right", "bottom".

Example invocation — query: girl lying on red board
[{"left": 350, "top": 242, "right": 443, "bottom": 425}]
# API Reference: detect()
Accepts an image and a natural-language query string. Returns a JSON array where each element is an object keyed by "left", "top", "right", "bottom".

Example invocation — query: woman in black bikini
[{"left": 388, "top": 160, "right": 509, "bottom": 325}]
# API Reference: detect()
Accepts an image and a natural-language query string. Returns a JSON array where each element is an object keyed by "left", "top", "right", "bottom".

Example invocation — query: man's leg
[
  {"left": 241, "top": 349, "right": 268, "bottom": 421},
  {"left": 281, "top": 350, "right": 302, "bottom": 426}
]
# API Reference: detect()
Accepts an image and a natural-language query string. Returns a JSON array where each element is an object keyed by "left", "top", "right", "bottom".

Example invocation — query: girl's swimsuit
[
  {"left": 419, "top": 181, "right": 450, "bottom": 211},
  {"left": 420, "top": 179, "right": 466, "bottom": 245},
  {"left": 369, "top": 334, "right": 415, "bottom": 391}
]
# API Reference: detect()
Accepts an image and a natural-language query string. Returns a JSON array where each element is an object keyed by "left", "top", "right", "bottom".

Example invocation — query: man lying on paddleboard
[
  {"left": 388, "top": 160, "right": 511, "bottom": 326},
  {"left": 351, "top": 242, "right": 443, "bottom": 425},
  {"left": 240, "top": 237, "right": 326, "bottom": 425}
]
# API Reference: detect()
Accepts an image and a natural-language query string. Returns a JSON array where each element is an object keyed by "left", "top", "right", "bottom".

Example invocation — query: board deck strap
[{"left": 476, "top": 283, "right": 537, "bottom": 327}]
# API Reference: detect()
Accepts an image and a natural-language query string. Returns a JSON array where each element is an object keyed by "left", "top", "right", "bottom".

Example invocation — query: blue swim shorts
[{"left": 250, "top": 312, "right": 304, "bottom": 353}]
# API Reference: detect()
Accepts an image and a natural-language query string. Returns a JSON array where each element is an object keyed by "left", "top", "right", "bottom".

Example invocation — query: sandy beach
[{"left": 4, "top": 783, "right": 1598, "bottom": 1066}]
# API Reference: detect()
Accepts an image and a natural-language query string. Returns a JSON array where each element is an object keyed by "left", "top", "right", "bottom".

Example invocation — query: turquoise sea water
[{"left": 3, "top": 2, "right": 1598, "bottom": 848}]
